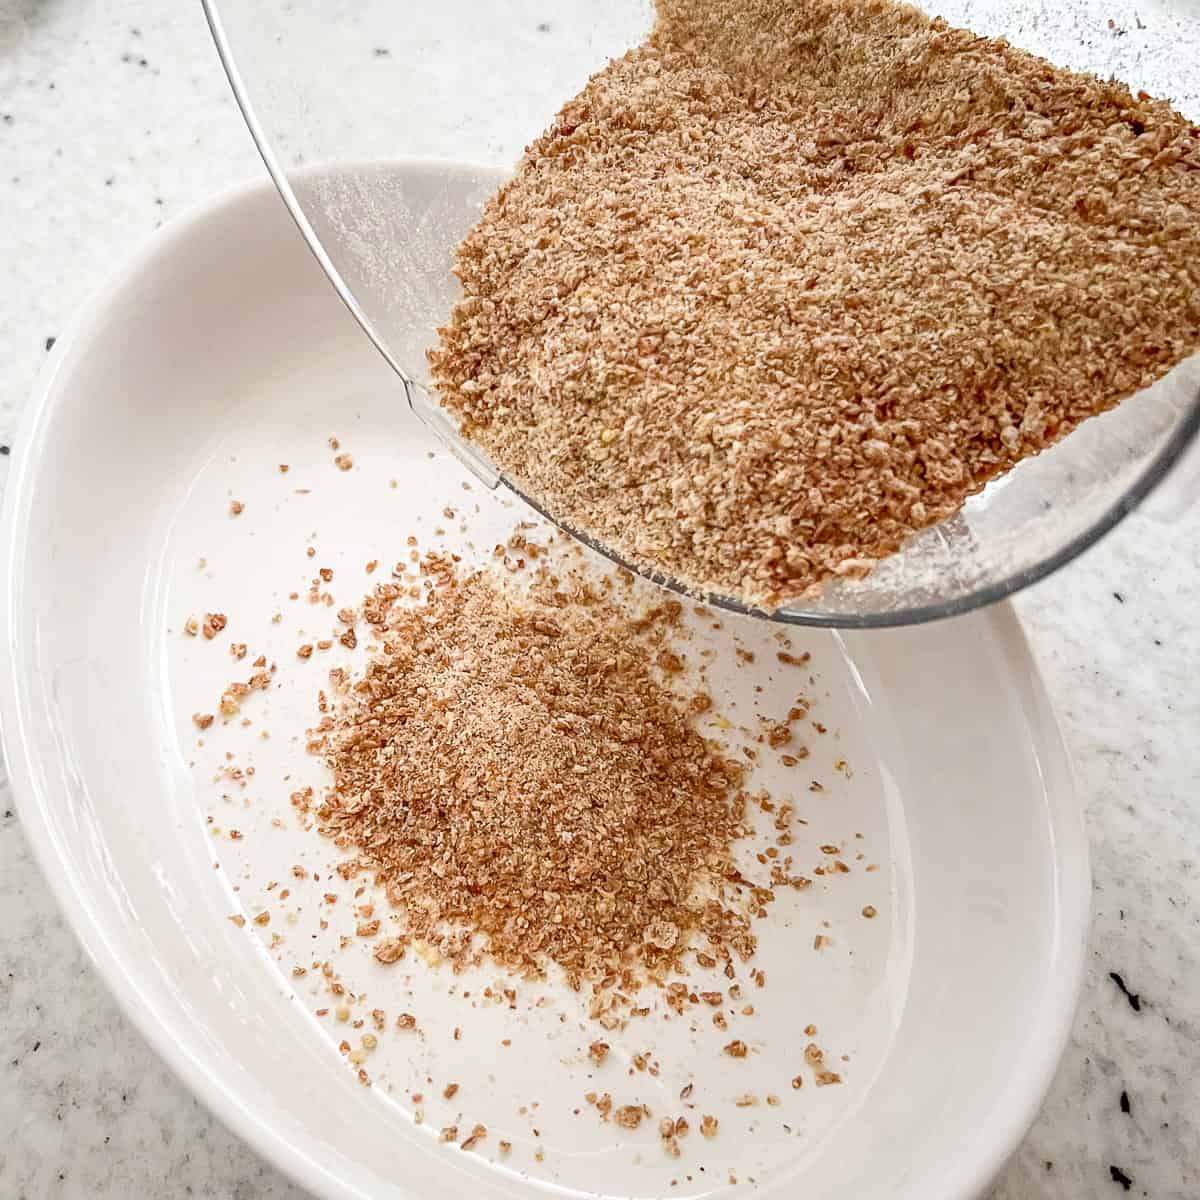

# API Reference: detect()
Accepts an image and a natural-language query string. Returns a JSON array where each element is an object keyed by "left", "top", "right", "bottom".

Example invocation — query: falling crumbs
[{"left": 428, "top": 0, "right": 1200, "bottom": 608}]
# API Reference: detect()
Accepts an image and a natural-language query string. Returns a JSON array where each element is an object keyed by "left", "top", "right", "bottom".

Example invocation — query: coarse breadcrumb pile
[
  {"left": 308, "top": 557, "right": 786, "bottom": 1010},
  {"left": 428, "top": 0, "right": 1200, "bottom": 608}
]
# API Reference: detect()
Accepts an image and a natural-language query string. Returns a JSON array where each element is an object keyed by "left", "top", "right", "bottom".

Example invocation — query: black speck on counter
[
  {"left": 0, "top": 446, "right": 10, "bottom": 457},
  {"left": 44, "top": 335, "right": 56, "bottom": 351},
  {"left": 1109, "top": 971, "right": 1142, "bottom": 1011},
  {"left": 1110, "top": 1165, "right": 1133, "bottom": 1190},
  {"left": 1113, "top": 590, "right": 1125, "bottom": 603},
  {"left": 104, "top": 176, "right": 114, "bottom": 187},
  {"left": 373, "top": 47, "right": 390, "bottom": 56},
  {"left": 2, "top": 114, "right": 12, "bottom": 125},
  {"left": 1120, "top": 1090, "right": 1131, "bottom": 1115},
  {"left": 537, "top": 21, "right": 552, "bottom": 32}
]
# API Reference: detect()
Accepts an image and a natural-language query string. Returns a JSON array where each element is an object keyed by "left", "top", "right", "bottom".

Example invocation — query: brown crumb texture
[
  {"left": 614, "top": 1105, "right": 647, "bottom": 1130},
  {"left": 202, "top": 613, "right": 227, "bottom": 640},
  {"left": 428, "top": 0, "right": 1200, "bottom": 608},
  {"left": 307, "top": 559, "right": 758, "bottom": 1004},
  {"left": 460, "top": 1123, "right": 487, "bottom": 1151}
]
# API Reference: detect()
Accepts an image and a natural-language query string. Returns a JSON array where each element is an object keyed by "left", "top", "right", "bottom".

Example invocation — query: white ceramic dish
[{"left": 0, "top": 171, "right": 1090, "bottom": 1200}]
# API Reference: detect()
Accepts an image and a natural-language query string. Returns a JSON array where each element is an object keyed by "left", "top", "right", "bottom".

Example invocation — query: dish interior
[{"left": 1, "top": 176, "right": 1087, "bottom": 1199}]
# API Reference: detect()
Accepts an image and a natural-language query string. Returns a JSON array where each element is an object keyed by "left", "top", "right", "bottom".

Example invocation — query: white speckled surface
[{"left": 1, "top": 1, "right": 1198, "bottom": 1198}]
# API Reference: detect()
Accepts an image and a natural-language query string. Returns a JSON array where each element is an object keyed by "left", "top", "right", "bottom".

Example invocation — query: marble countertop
[{"left": 2, "top": 2, "right": 1198, "bottom": 1197}]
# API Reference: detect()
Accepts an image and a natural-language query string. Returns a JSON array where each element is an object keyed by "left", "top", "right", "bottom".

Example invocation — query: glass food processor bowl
[{"left": 202, "top": 0, "right": 1200, "bottom": 628}]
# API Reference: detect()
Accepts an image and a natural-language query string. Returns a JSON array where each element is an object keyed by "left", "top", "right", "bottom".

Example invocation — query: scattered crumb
[
  {"left": 202, "top": 613, "right": 228, "bottom": 640},
  {"left": 461, "top": 1124, "right": 487, "bottom": 1151},
  {"left": 614, "top": 1105, "right": 646, "bottom": 1130}
]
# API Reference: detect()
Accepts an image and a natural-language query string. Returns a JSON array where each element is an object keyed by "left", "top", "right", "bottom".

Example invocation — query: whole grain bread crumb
[
  {"left": 700, "top": 1114, "right": 719, "bottom": 1138},
  {"left": 614, "top": 1105, "right": 646, "bottom": 1130},
  {"left": 374, "top": 938, "right": 407, "bottom": 964},
  {"left": 461, "top": 1124, "right": 487, "bottom": 1151},
  {"left": 429, "top": 0, "right": 1200, "bottom": 609},
  {"left": 308, "top": 558, "right": 759, "bottom": 1000},
  {"left": 202, "top": 613, "right": 227, "bottom": 640}
]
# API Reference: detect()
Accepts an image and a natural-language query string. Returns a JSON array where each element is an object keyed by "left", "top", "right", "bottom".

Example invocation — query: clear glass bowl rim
[{"left": 200, "top": 0, "right": 1200, "bottom": 628}]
